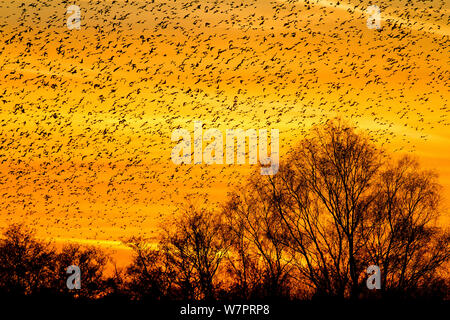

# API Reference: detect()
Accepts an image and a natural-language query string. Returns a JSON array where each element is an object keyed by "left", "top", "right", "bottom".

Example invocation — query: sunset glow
[{"left": 0, "top": 0, "right": 449, "bottom": 267}]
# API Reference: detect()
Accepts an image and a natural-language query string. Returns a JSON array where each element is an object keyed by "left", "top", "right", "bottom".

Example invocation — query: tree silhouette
[
  {"left": 122, "top": 204, "right": 229, "bottom": 301},
  {"left": 222, "top": 184, "right": 293, "bottom": 299},
  {"left": 1, "top": 120, "right": 448, "bottom": 302},
  {"left": 223, "top": 119, "right": 449, "bottom": 299},
  {"left": 0, "top": 224, "right": 56, "bottom": 296},
  {"left": 366, "top": 156, "right": 450, "bottom": 297},
  {"left": 161, "top": 203, "right": 228, "bottom": 300},
  {"left": 0, "top": 224, "right": 111, "bottom": 300},
  {"left": 55, "top": 244, "right": 110, "bottom": 299},
  {"left": 123, "top": 236, "right": 172, "bottom": 301}
]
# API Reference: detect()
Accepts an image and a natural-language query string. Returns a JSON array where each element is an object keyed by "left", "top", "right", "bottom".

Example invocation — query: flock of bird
[{"left": 0, "top": 0, "right": 448, "bottom": 246}]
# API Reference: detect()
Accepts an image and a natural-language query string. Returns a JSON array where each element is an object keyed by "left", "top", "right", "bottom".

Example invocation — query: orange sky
[{"left": 0, "top": 0, "right": 449, "bottom": 266}]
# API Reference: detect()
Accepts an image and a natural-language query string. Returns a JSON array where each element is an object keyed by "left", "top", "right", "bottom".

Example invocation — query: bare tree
[
  {"left": 0, "top": 224, "right": 56, "bottom": 296},
  {"left": 222, "top": 178, "right": 293, "bottom": 299},
  {"left": 55, "top": 243, "right": 110, "bottom": 299},
  {"left": 1, "top": 120, "right": 448, "bottom": 302},
  {"left": 0, "top": 224, "right": 112, "bottom": 299},
  {"left": 122, "top": 236, "right": 173, "bottom": 300},
  {"left": 225, "top": 119, "right": 449, "bottom": 299},
  {"left": 366, "top": 156, "right": 450, "bottom": 297},
  {"left": 161, "top": 203, "right": 228, "bottom": 300}
]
